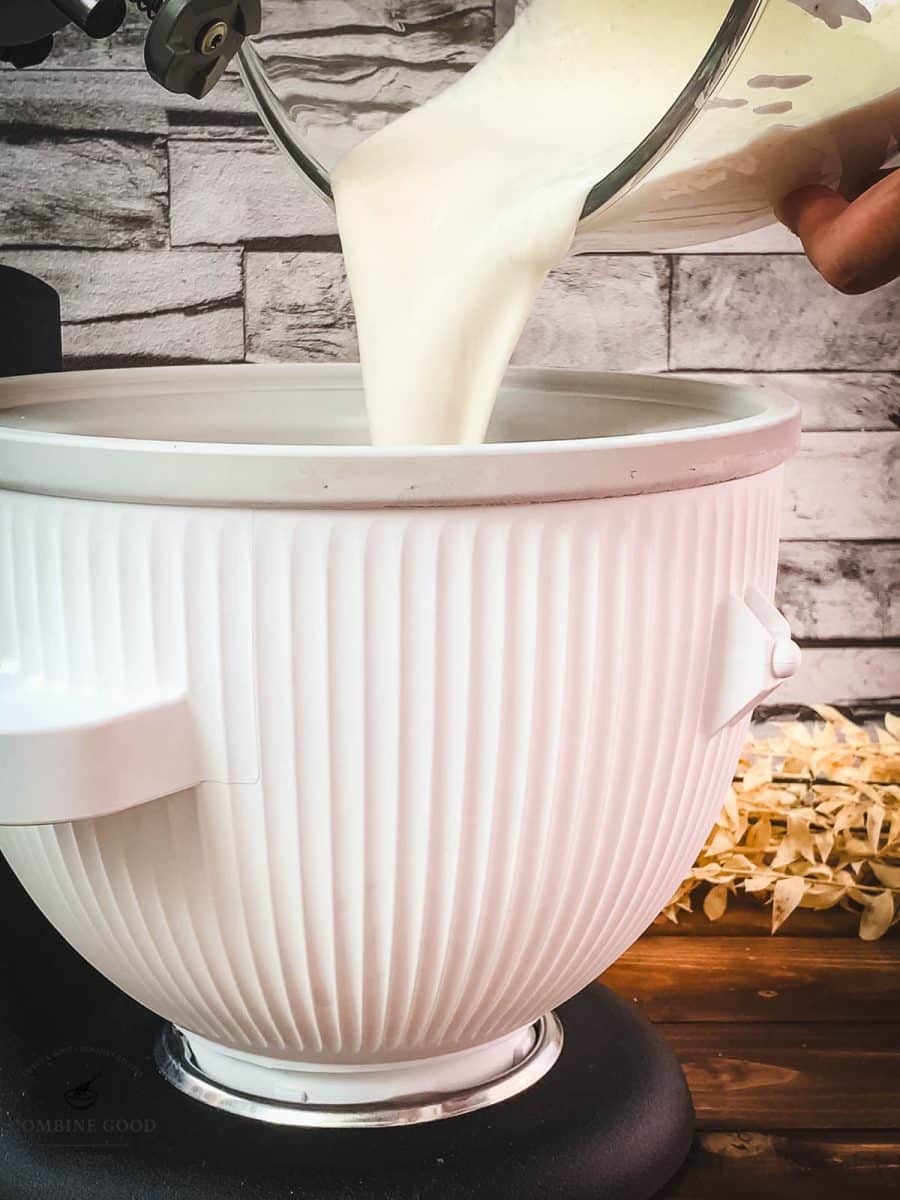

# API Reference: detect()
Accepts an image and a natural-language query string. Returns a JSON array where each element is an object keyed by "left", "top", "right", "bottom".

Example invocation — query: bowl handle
[
  {"left": 706, "top": 586, "right": 802, "bottom": 736},
  {"left": 0, "top": 677, "right": 203, "bottom": 826}
]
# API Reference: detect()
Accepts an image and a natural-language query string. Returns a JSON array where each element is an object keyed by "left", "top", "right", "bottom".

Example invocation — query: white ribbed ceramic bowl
[{"left": 0, "top": 364, "right": 800, "bottom": 1126}]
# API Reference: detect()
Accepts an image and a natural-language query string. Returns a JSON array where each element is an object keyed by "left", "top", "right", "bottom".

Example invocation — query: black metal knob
[{"left": 144, "top": 0, "right": 261, "bottom": 100}]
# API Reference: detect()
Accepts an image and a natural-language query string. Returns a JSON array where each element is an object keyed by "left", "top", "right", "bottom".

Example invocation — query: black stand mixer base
[{"left": 0, "top": 857, "right": 694, "bottom": 1199}]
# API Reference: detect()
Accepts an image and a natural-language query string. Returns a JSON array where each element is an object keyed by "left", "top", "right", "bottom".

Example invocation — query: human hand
[{"left": 776, "top": 169, "right": 900, "bottom": 295}]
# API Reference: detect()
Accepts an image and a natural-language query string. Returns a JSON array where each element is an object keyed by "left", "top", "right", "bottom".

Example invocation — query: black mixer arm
[{"left": 0, "top": 0, "right": 261, "bottom": 98}]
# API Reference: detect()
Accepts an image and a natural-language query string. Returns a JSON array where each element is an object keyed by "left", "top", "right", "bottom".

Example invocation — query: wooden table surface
[{"left": 600, "top": 905, "right": 900, "bottom": 1198}]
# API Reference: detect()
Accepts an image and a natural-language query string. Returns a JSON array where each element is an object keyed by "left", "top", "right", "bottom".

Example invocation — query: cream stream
[{"left": 331, "top": 0, "right": 899, "bottom": 446}]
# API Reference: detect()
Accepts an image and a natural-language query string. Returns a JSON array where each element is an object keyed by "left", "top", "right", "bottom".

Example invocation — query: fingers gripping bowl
[{"left": 0, "top": 364, "right": 800, "bottom": 1126}]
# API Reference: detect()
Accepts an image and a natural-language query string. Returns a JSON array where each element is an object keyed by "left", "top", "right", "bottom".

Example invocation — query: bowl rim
[{"left": 0, "top": 363, "right": 800, "bottom": 509}]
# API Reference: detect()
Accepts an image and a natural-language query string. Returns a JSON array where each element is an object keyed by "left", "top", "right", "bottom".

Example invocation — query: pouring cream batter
[{"left": 332, "top": 0, "right": 899, "bottom": 445}]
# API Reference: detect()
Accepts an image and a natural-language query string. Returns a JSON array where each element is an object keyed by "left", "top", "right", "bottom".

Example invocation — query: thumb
[{"left": 776, "top": 173, "right": 900, "bottom": 295}]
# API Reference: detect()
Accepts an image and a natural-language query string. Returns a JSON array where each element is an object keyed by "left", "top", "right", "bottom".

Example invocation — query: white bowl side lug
[{"left": 706, "top": 584, "right": 801, "bottom": 736}]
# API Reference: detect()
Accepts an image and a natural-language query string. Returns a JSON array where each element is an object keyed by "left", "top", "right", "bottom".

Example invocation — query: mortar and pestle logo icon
[{"left": 63, "top": 1072, "right": 102, "bottom": 1112}]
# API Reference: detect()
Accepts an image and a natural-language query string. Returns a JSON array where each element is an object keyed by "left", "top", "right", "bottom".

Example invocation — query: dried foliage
[{"left": 664, "top": 708, "right": 900, "bottom": 939}]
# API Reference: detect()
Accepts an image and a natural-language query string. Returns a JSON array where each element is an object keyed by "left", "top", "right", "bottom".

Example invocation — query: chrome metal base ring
[{"left": 155, "top": 1013, "right": 564, "bottom": 1130}]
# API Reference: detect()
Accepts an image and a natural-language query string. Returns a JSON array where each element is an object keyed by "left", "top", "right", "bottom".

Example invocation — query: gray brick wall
[{"left": 1, "top": 3, "right": 898, "bottom": 706}]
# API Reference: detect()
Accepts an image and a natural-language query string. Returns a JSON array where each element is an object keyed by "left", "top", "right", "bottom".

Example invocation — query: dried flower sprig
[{"left": 664, "top": 708, "right": 900, "bottom": 940}]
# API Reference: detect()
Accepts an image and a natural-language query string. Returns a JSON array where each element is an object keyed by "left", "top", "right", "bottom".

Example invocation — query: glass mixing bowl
[{"left": 239, "top": 0, "right": 900, "bottom": 249}]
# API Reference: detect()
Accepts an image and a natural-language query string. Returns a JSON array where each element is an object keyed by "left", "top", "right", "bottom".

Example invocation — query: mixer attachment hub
[{"left": 141, "top": 0, "right": 261, "bottom": 99}]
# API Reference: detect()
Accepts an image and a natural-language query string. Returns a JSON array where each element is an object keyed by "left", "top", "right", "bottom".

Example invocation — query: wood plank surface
[
  {"left": 603, "top": 938, "right": 900, "bottom": 1023},
  {"left": 651, "top": 903, "right": 885, "bottom": 939},
  {"left": 661, "top": 1133, "right": 900, "bottom": 1199},
  {"left": 662, "top": 1022, "right": 900, "bottom": 1129}
]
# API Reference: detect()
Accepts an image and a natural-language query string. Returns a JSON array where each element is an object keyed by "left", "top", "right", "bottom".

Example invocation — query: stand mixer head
[{"left": 0, "top": 0, "right": 260, "bottom": 96}]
